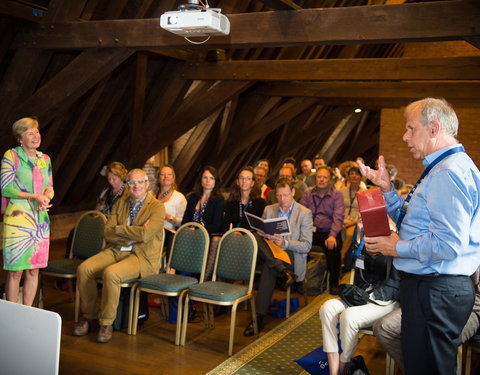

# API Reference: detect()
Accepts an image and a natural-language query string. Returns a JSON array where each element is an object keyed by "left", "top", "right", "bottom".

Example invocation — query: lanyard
[
  {"left": 237, "top": 200, "right": 251, "bottom": 227},
  {"left": 396, "top": 145, "right": 464, "bottom": 229},
  {"left": 129, "top": 199, "right": 144, "bottom": 225}
]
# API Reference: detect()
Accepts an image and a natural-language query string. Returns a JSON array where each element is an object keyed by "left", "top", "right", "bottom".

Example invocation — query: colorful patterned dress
[{"left": 1, "top": 146, "right": 54, "bottom": 271}]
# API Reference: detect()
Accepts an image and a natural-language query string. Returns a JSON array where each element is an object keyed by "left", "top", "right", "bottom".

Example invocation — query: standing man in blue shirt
[{"left": 358, "top": 98, "right": 480, "bottom": 375}]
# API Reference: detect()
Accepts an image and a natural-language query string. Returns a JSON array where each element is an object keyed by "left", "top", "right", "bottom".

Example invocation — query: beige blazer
[
  {"left": 263, "top": 201, "right": 313, "bottom": 281},
  {"left": 104, "top": 191, "right": 165, "bottom": 278}
]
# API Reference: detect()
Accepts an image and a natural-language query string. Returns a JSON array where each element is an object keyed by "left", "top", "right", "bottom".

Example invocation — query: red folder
[{"left": 356, "top": 188, "right": 391, "bottom": 237}]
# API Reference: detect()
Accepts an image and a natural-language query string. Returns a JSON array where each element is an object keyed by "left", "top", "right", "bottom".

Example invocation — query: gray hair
[{"left": 405, "top": 98, "right": 458, "bottom": 137}]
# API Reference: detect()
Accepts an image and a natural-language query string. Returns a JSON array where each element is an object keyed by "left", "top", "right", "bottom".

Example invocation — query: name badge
[{"left": 355, "top": 258, "right": 365, "bottom": 270}]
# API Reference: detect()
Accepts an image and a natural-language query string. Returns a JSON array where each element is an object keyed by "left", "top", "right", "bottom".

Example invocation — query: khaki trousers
[{"left": 77, "top": 248, "right": 140, "bottom": 326}]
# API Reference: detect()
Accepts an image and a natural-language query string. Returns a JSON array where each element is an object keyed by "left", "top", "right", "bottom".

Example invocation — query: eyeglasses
[
  {"left": 238, "top": 176, "right": 253, "bottom": 181},
  {"left": 127, "top": 180, "right": 147, "bottom": 185}
]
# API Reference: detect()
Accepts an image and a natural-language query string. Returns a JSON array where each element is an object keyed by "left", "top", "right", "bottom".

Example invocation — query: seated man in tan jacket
[{"left": 73, "top": 168, "right": 165, "bottom": 343}]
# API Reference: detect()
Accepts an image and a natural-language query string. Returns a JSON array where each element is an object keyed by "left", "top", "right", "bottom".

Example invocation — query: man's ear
[{"left": 429, "top": 120, "right": 440, "bottom": 137}]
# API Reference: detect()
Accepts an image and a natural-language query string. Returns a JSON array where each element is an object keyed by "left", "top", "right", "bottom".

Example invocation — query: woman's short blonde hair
[
  {"left": 12, "top": 117, "right": 39, "bottom": 141},
  {"left": 106, "top": 162, "right": 128, "bottom": 182}
]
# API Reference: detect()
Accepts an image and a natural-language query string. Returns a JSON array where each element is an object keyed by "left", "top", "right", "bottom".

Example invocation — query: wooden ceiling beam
[
  {"left": 256, "top": 0, "right": 303, "bottom": 10},
  {"left": 12, "top": 1, "right": 480, "bottom": 49},
  {"left": 256, "top": 81, "right": 480, "bottom": 107},
  {"left": 182, "top": 56, "right": 480, "bottom": 81},
  {"left": 135, "top": 80, "right": 254, "bottom": 166},
  {"left": 10, "top": 48, "right": 134, "bottom": 125},
  {"left": 222, "top": 97, "right": 319, "bottom": 158},
  {"left": 0, "top": 1, "right": 47, "bottom": 22}
]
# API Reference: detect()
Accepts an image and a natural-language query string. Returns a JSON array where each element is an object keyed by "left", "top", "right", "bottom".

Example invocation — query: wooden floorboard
[{"left": 1, "top": 239, "right": 395, "bottom": 375}]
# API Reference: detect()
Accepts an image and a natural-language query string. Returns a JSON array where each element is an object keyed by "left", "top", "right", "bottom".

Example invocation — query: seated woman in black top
[
  {"left": 223, "top": 166, "right": 266, "bottom": 232},
  {"left": 182, "top": 166, "right": 225, "bottom": 279}
]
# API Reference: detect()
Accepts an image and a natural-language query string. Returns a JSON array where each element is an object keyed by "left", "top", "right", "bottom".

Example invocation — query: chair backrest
[
  {"left": 168, "top": 222, "right": 210, "bottom": 281},
  {"left": 213, "top": 228, "right": 258, "bottom": 290},
  {"left": 70, "top": 210, "right": 107, "bottom": 259}
]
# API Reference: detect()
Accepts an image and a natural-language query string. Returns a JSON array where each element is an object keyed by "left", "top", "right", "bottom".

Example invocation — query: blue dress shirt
[{"left": 383, "top": 144, "right": 480, "bottom": 275}]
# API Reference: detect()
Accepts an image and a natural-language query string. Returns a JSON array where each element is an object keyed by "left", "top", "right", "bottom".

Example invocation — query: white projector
[{"left": 160, "top": 9, "right": 230, "bottom": 37}]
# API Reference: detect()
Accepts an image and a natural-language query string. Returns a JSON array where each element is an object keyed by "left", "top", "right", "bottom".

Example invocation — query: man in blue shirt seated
[{"left": 358, "top": 98, "right": 480, "bottom": 375}]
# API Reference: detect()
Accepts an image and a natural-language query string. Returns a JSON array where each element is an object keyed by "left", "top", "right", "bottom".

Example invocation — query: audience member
[
  {"left": 339, "top": 166, "right": 365, "bottom": 226},
  {"left": 266, "top": 166, "right": 304, "bottom": 204},
  {"left": 96, "top": 162, "right": 128, "bottom": 218},
  {"left": 223, "top": 166, "right": 266, "bottom": 231},
  {"left": 255, "top": 158, "right": 274, "bottom": 188},
  {"left": 155, "top": 164, "right": 187, "bottom": 257},
  {"left": 320, "top": 242, "right": 400, "bottom": 375},
  {"left": 298, "top": 159, "right": 316, "bottom": 187},
  {"left": 300, "top": 166, "right": 344, "bottom": 295},
  {"left": 1, "top": 117, "right": 54, "bottom": 306},
  {"left": 243, "top": 178, "right": 312, "bottom": 336},
  {"left": 182, "top": 166, "right": 225, "bottom": 280},
  {"left": 313, "top": 156, "right": 326, "bottom": 171},
  {"left": 74, "top": 168, "right": 165, "bottom": 343},
  {"left": 254, "top": 165, "right": 271, "bottom": 200},
  {"left": 386, "top": 164, "right": 406, "bottom": 190}
]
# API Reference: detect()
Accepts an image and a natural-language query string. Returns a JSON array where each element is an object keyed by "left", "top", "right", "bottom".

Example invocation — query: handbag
[{"left": 339, "top": 284, "right": 372, "bottom": 307}]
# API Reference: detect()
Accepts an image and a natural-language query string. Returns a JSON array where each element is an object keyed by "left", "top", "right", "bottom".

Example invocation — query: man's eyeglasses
[{"left": 127, "top": 180, "right": 147, "bottom": 186}]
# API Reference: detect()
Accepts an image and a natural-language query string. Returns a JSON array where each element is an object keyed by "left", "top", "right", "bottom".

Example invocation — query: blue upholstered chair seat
[
  {"left": 44, "top": 259, "right": 84, "bottom": 275},
  {"left": 139, "top": 274, "right": 198, "bottom": 293},
  {"left": 188, "top": 281, "right": 248, "bottom": 302}
]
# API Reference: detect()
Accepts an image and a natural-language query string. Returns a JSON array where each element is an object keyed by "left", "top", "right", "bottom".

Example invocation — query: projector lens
[{"left": 168, "top": 15, "right": 178, "bottom": 25}]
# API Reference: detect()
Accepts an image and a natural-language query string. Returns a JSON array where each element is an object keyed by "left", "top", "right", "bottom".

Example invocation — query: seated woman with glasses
[
  {"left": 223, "top": 166, "right": 266, "bottom": 232},
  {"left": 181, "top": 166, "right": 225, "bottom": 280}
]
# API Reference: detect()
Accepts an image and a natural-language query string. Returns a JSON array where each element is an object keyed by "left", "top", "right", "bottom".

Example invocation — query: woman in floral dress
[{"left": 1, "top": 117, "right": 54, "bottom": 305}]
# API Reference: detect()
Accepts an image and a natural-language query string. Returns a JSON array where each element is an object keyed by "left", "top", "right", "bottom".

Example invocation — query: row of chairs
[
  {"left": 132, "top": 224, "right": 259, "bottom": 356},
  {"left": 41, "top": 211, "right": 260, "bottom": 356}
]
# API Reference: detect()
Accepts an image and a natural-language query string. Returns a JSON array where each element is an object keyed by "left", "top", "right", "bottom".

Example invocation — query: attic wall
[
  {"left": 380, "top": 106, "right": 480, "bottom": 185},
  {"left": 379, "top": 41, "right": 480, "bottom": 184}
]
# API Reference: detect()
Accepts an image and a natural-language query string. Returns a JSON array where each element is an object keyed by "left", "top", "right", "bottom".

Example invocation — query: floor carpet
[{"left": 207, "top": 293, "right": 333, "bottom": 375}]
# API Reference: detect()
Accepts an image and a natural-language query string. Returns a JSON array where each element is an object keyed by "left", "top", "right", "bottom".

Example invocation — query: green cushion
[
  {"left": 188, "top": 281, "right": 248, "bottom": 302},
  {"left": 139, "top": 273, "right": 198, "bottom": 293},
  {"left": 43, "top": 259, "right": 84, "bottom": 275}
]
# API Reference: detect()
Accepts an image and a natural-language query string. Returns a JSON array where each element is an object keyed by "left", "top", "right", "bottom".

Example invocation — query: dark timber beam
[
  {"left": 12, "top": 1, "right": 480, "bottom": 49},
  {"left": 0, "top": 1, "right": 47, "bottom": 22},
  {"left": 256, "top": 0, "right": 302, "bottom": 10},
  {"left": 10, "top": 48, "right": 134, "bottom": 125},
  {"left": 256, "top": 81, "right": 480, "bottom": 107},
  {"left": 181, "top": 57, "right": 480, "bottom": 81}
]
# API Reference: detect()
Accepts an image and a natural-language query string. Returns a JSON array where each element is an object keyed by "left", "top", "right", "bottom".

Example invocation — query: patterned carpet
[{"left": 207, "top": 294, "right": 333, "bottom": 375}]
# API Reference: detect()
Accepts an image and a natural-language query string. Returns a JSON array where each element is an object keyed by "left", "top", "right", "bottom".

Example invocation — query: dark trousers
[
  {"left": 253, "top": 233, "right": 293, "bottom": 316},
  {"left": 312, "top": 231, "right": 342, "bottom": 287},
  {"left": 400, "top": 274, "right": 474, "bottom": 375}
]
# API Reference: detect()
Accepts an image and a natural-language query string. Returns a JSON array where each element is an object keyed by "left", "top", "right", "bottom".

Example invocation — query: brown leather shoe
[
  {"left": 73, "top": 318, "right": 97, "bottom": 336},
  {"left": 96, "top": 325, "right": 113, "bottom": 343}
]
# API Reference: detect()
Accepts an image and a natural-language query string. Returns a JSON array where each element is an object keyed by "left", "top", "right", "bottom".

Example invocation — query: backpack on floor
[
  {"left": 113, "top": 288, "right": 149, "bottom": 331},
  {"left": 301, "top": 256, "right": 327, "bottom": 295}
]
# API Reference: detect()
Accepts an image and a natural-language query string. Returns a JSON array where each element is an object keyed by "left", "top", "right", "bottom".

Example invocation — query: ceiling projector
[{"left": 160, "top": 8, "right": 230, "bottom": 37}]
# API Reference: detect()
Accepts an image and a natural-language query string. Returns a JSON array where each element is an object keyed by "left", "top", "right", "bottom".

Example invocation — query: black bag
[
  {"left": 339, "top": 284, "right": 371, "bottom": 307},
  {"left": 301, "top": 256, "right": 327, "bottom": 296},
  {"left": 345, "top": 355, "right": 370, "bottom": 375},
  {"left": 113, "top": 288, "right": 149, "bottom": 331}
]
